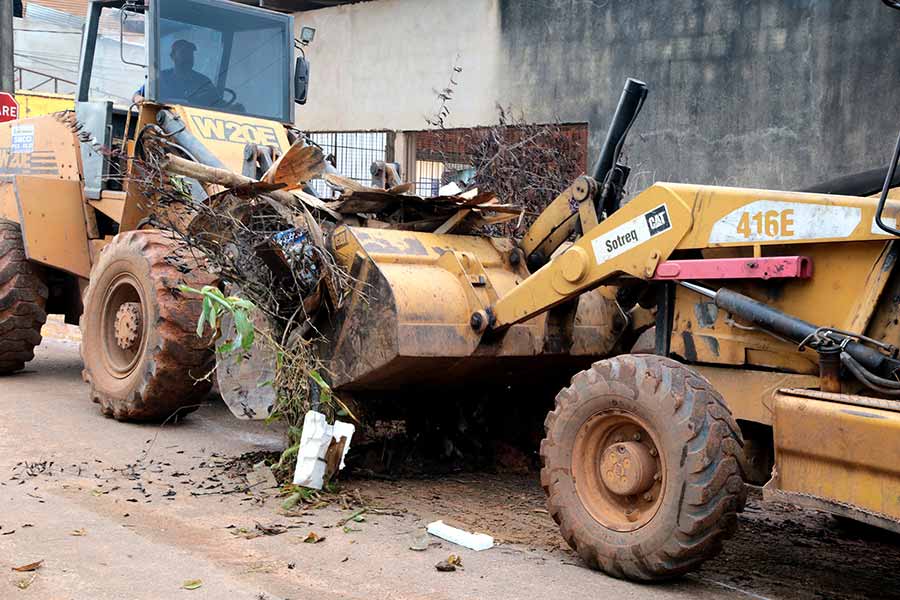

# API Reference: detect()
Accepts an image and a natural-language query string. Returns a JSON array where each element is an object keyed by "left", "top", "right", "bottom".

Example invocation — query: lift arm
[{"left": 482, "top": 183, "right": 900, "bottom": 331}]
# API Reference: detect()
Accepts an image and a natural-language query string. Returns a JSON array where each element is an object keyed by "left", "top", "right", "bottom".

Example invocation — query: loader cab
[
  {"left": 74, "top": 0, "right": 301, "bottom": 199},
  {"left": 77, "top": 0, "right": 297, "bottom": 121}
]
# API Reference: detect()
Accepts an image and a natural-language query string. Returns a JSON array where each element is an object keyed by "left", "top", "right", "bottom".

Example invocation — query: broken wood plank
[
  {"left": 434, "top": 209, "right": 472, "bottom": 234},
  {"left": 162, "top": 154, "right": 252, "bottom": 188},
  {"left": 324, "top": 173, "right": 371, "bottom": 193},
  {"left": 261, "top": 143, "right": 326, "bottom": 189},
  {"left": 331, "top": 197, "right": 398, "bottom": 214},
  {"left": 387, "top": 182, "right": 416, "bottom": 195},
  {"left": 289, "top": 189, "right": 343, "bottom": 220}
]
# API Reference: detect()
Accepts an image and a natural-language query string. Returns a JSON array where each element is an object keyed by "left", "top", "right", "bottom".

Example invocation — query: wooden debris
[
  {"left": 434, "top": 209, "right": 471, "bottom": 234},
  {"left": 161, "top": 154, "right": 522, "bottom": 237},
  {"left": 262, "top": 143, "right": 326, "bottom": 189}
]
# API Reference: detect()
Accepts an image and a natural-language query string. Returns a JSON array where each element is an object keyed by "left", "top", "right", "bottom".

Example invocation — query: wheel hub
[
  {"left": 572, "top": 411, "right": 666, "bottom": 532},
  {"left": 600, "top": 441, "right": 656, "bottom": 496},
  {"left": 114, "top": 302, "right": 142, "bottom": 351}
]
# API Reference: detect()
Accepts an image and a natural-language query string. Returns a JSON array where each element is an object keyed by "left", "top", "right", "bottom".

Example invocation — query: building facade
[{"left": 294, "top": 0, "right": 900, "bottom": 192}]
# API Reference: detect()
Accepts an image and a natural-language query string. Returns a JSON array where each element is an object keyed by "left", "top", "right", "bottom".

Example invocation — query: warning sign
[
  {"left": 11, "top": 125, "right": 34, "bottom": 154},
  {"left": 0, "top": 92, "right": 19, "bottom": 123}
]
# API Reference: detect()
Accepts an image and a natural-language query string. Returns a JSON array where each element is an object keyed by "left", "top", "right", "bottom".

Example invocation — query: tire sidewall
[
  {"left": 81, "top": 234, "right": 161, "bottom": 399},
  {"left": 547, "top": 356, "right": 697, "bottom": 560}
]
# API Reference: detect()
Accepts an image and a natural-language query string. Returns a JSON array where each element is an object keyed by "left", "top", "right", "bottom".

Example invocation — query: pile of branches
[
  {"left": 132, "top": 130, "right": 345, "bottom": 435},
  {"left": 422, "top": 107, "right": 583, "bottom": 237},
  {"left": 467, "top": 107, "right": 582, "bottom": 234},
  {"left": 129, "top": 126, "right": 524, "bottom": 444}
]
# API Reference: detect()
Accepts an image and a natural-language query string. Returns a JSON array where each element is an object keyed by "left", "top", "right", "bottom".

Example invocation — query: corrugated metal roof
[
  {"left": 25, "top": 0, "right": 90, "bottom": 19},
  {"left": 233, "top": 0, "right": 373, "bottom": 12},
  {"left": 23, "top": 3, "right": 85, "bottom": 28}
]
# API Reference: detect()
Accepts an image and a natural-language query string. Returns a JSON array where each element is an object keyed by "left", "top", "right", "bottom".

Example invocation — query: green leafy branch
[{"left": 179, "top": 285, "right": 256, "bottom": 355}]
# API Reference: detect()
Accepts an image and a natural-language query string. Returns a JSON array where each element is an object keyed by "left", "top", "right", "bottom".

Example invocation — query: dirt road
[{"left": 1, "top": 337, "right": 899, "bottom": 599}]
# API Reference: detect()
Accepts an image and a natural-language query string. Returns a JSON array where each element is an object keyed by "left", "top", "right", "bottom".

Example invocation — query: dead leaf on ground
[
  {"left": 11, "top": 560, "right": 43, "bottom": 572},
  {"left": 70, "top": 528, "right": 87, "bottom": 536},
  {"left": 435, "top": 554, "right": 462, "bottom": 572},
  {"left": 254, "top": 522, "right": 287, "bottom": 536},
  {"left": 15, "top": 573, "right": 36, "bottom": 589},
  {"left": 182, "top": 579, "right": 203, "bottom": 590},
  {"left": 303, "top": 531, "right": 325, "bottom": 544}
]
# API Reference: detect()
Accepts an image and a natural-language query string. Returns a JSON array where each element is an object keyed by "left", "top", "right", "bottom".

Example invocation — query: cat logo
[{"left": 190, "top": 115, "right": 280, "bottom": 146}]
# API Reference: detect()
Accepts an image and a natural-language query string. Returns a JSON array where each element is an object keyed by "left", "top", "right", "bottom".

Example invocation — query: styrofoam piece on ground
[
  {"left": 292, "top": 411, "right": 331, "bottom": 489},
  {"left": 426, "top": 520, "right": 494, "bottom": 551},
  {"left": 331, "top": 420, "right": 355, "bottom": 469},
  {"left": 292, "top": 410, "right": 356, "bottom": 490}
]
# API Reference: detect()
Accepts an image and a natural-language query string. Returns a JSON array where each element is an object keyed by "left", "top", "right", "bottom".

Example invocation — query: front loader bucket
[{"left": 318, "top": 226, "right": 625, "bottom": 391}]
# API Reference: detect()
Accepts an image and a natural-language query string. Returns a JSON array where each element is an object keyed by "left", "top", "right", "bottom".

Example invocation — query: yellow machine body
[
  {"left": 489, "top": 177, "right": 900, "bottom": 530},
  {"left": 767, "top": 389, "right": 900, "bottom": 533}
]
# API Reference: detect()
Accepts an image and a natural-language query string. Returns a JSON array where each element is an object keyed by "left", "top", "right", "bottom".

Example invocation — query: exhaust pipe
[{"left": 591, "top": 78, "right": 648, "bottom": 209}]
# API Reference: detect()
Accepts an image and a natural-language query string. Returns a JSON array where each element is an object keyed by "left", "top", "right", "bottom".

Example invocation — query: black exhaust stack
[{"left": 591, "top": 78, "right": 648, "bottom": 216}]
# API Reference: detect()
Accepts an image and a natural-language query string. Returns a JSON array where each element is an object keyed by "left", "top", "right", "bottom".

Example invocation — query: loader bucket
[{"left": 318, "top": 226, "right": 626, "bottom": 391}]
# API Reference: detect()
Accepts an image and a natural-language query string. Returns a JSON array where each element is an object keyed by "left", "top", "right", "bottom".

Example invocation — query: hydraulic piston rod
[{"left": 680, "top": 282, "right": 897, "bottom": 374}]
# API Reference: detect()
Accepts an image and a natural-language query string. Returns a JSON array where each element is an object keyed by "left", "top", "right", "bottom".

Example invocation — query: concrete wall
[
  {"left": 297, "top": 0, "right": 900, "bottom": 192},
  {"left": 295, "top": 0, "right": 502, "bottom": 132}
]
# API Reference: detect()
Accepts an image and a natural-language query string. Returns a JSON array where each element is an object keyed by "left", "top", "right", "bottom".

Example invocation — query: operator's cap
[{"left": 171, "top": 39, "right": 197, "bottom": 54}]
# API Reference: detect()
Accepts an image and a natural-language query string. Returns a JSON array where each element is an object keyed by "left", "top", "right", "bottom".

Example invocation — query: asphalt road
[
  {"left": 7, "top": 337, "right": 900, "bottom": 599},
  {"left": 0, "top": 338, "right": 750, "bottom": 600}
]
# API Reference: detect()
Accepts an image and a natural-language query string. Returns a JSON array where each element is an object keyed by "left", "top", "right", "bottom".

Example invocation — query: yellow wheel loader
[
  {"left": 0, "top": 0, "right": 620, "bottom": 421},
  {"left": 0, "top": 0, "right": 310, "bottom": 418}
]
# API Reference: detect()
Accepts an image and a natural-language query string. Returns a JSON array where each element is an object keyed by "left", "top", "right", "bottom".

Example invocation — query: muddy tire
[
  {"left": 0, "top": 220, "right": 48, "bottom": 374},
  {"left": 80, "top": 230, "right": 215, "bottom": 421},
  {"left": 540, "top": 354, "right": 746, "bottom": 581}
]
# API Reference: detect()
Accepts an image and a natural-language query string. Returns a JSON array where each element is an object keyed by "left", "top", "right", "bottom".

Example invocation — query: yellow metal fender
[{"left": 768, "top": 388, "right": 900, "bottom": 533}]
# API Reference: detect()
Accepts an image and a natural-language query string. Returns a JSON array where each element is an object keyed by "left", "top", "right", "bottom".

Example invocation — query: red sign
[{"left": 0, "top": 92, "right": 19, "bottom": 123}]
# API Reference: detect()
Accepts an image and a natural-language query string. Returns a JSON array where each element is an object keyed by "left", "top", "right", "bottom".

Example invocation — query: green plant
[{"left": 179, "top": 285, "right": 256, "bottom": 355}]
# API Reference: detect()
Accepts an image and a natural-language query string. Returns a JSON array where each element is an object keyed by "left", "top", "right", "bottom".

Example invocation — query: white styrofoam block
[
  {"left": 292, "top": 411, "right": 331, "bottom": 489},
  {"left": 426, "top": 520, "right": 494, "bottom": 551},
  {"left": 292, "top": 411, "right": 357, "bottom": 490},
  {"left": 331, "top": 420, "right": 355, "bottom": 469}
]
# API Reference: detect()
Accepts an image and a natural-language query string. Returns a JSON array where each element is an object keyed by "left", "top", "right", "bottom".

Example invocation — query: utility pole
[{"left": 0, "top": 0, "right": 13, "bottom": 93}]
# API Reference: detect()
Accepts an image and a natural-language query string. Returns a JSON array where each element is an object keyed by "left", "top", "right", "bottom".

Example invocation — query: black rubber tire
[
  {"left": 0, "top": 219, "right": 48, "bottom": 374},
  {"left": 540, "top": 354, "right": 746, "bottom": 581},
  {"left": 80, "top": 230, "right": 215, "bottom": 421}
]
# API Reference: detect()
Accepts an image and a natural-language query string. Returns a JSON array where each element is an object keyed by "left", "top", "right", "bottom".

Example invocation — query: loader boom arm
[{"left": 487, "top": 182, "right": 900, "bottom": 329}]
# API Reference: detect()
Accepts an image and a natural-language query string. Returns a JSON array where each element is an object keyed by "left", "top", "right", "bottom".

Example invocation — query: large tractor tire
[
  {"left": 0, "top": 220, "right": 48, "bottom": 374},
  {"left": 541, "top": 354, "right": 746, "bottom": 581},
  {"left": 80, "top": 230, "right": 215, "bottom": 421}
]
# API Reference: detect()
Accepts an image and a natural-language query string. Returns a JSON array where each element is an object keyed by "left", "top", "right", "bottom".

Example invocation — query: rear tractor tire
[
  {"left": 541, "top": 354, "right": 746, "bottom": 581},
  {"left": 0, "top": 219, "right": 48, "bottom": 374},
  {"left": 80, "top": 230, "right": 216, "bottom": 421}
]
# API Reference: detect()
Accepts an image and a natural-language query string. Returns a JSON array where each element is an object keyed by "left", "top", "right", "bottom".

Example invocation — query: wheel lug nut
[
  {"left": 649, "top": 448, "right": 658, "bottom": 457},
  {"left": 633, "top": 432, "right": 642, "bottom": 441},
  {"left": 653, "top": 472, "right": 660, "bottom": 481},
  {"left": 643, "top": 492, "right": 653, "bottom": 502}
]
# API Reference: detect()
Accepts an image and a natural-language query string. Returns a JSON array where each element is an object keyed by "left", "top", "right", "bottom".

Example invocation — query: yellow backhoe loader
[{"left": 321, "top": 68, "right": 900, "bottom": 583}]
